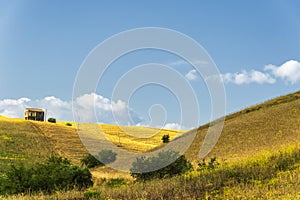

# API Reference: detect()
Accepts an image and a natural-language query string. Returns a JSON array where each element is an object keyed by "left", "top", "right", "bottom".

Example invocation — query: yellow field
[{"left": 0, "top": 115, "right": 183, "bottom": 178}]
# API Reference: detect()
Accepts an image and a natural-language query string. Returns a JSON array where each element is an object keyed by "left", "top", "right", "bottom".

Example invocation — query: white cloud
[
  {"left": 0, "top": 93, "right": 142, "bottom": 125},
  {"left": 72, "top": 93, "right": 142, "bottom": 125},
  {"left": 168, "top": 60, "right": 208, "bottom": 67},
  {"left": 221, "top": 70, "right": 276, "bottom": 85},
  {"left": 0, "top": 97, "right": 31, "bottom": 118},
  {"left": 185, "top": 69, "right": 199, "bottom": 81},
  {"left": 163, "top": 123, "right": 182, "bottom": 130},
  {"left": 264, "top": 60, "right": 300, "bottom": 84},
  {"left": 163, "top": 123, "right": 191, "bottom": 130}
]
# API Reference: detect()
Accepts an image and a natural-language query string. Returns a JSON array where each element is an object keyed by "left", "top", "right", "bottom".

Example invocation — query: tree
[{"left": 161, "top": 134, "right": 170, "bottom": 143}]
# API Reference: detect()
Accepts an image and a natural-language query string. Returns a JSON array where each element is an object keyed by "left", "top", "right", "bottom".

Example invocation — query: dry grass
[
  {"left": 0, "top": 116, "right": 183, "bottom": 179},
  {"left": 1, "top": 90, "right": 300, "bottom": 199},
  {"left": 0, "top": 116, "right": 53, "bottom": 172},
  {"left": 185, "top": 90, "right": 300, "bottom": 162}
]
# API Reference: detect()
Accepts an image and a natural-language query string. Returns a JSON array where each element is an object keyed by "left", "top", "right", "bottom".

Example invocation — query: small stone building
[{"left": 24, "top": 108, "right": 45, "bottom": 121}]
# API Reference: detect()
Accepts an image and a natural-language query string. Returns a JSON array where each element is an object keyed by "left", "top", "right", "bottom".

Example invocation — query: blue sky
[{"left": 0, "top": 1, "right": 300, "bottom": 129}]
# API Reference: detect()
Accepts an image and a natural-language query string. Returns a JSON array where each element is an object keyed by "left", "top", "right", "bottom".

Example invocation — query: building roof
[{"left": 24, "top": 108, "right": 45, "bottom": 112}]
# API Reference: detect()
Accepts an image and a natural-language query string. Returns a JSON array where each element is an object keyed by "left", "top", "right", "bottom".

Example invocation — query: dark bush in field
[
  {"left": 0, "top": 155, "right": 93, "bottom": 195},
  {"left": 130, "top": 150, "right": 192, "bottom": 181},
  {"left": 81, "top": 150, "right": 117, "bottom": 168},
  {"left": 81, "top": 153, "right": 102, "bottom": 168},
  {"left": 65, "top": 122, "right": 72, "bottom": 126},
  {"left": 47, "top": 118, "right": 56, "bottom": 123},
  {"left": 161, "top": 134, "right": 170, "bottom": 143},
  {"left": 98, "top": 149, "right": 117, "bottom": 165}
]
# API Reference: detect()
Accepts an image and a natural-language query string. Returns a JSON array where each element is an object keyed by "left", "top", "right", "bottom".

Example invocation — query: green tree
[{"left": 161, "top": 134, "right": 170, "bottom": 143}]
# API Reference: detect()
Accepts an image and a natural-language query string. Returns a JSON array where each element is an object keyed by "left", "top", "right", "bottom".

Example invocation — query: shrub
[
  {"left": 84, "top": 190, "right": 102, "bottom": 199},
  {"left": 81, "top": 154, "right": 102, "bottom": 168},
  {"left": 161, "top": 134, "right": 170, "bottom": 143},
  {"left": 65, "top": 122, "right": 72, "bottom": 126},
  {"left": 106, "top": 178, "right": 127, "bottom": 188},
  {"left": 48, "top": 118, "right": 56, "bottom": 123},
  {"left": 197, "top": 157, "right": 220, "bottom": 171},
  {"left": 0, "top": 155, "right": 93, "bottom": 195},
  {"left": 130, "top": 150, "right": 192, "bottom": 181},
  {"left": 81, "top": 150, "right": 117, "bottom": 168},
  {"left": 98, "top": 150, "right": 117, "bottom": 165}
]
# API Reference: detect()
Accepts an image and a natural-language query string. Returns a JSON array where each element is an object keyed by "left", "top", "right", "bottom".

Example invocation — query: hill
[
  {"left": 185, "top": 90, "right": 300, "bottom": 161},
  {"left": 1, "top": 91, "right": 300, "bottom": 199},
  {"left": 1, "top": 90, "right": 300, "bottom": 168},
  {"left": 0, "top": 116, "right": 182, "bottom": 174}
]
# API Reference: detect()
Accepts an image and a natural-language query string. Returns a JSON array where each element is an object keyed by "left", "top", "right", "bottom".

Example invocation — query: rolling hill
[
  {"left": 0, "top": 116, "right": 183, "bottom": 174},
  {"left": 185, "top": 90, "right": 300, "bottom": 161},
  {"left": 0, "top": 90, "right": 300, "bottom": 172},
  {"left": 0, "top": 90, "right": 300, "bottom": 199}
]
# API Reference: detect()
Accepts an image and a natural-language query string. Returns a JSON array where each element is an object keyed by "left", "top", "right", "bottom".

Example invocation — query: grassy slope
[
  {"left": 1, "top": 90, "right": 299, "bottom": 167},
  {"left": 0, "top": 116, "right": 182, "bottom": 177},
  {"left": 0, "top": 117, "right": 54, "bottom": 173},
  {"left": 185, "top": 90, "right": 300, "bottom": 162},
  {"left": 1, "top": 91, "right": 300, "bottom": 199}
]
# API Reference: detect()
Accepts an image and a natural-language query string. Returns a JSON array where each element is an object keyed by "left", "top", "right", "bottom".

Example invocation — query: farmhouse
[{"left": 24, "top": 108, "right": 45, "bottom": 121}]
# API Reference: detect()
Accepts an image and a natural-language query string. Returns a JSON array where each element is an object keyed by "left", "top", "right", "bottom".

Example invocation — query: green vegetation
[
  {"left": 197, "top": 157, "right": 220, "bottom": 171},
  {"left": 81, "top": 150, "right": 117, "bottom": 169},
  {"left": 47, "top": 118, "right": 56, "bottom": 123},
  {"left": 98, "top": 149, "right": 117, "bottom": 165},
  {"left": 2, "top": 146, "right": 299, "bottom": 199},
  {"left": 0, "top": 155, "right": 93, "bottom": 195},
  {"left": 83, "top": 189, "right": 102, "bottom": 199},
  {"left": 95, "top": 145, "right": 300, "bottom": 199},
  {"left": 161, "top": 134, "right": 170, "bottom": 143},
  {"left": 81, "top": 154, "right": 102, "bottom": 168},
  {"left": 65, "top": 122, "right": 72, "bottom": 126},
  {"left": 106, "top": 178, "right": 127, "bottom": 188},
  {"left": 130, "top": 150, "right": 192, "bottom": 181}
]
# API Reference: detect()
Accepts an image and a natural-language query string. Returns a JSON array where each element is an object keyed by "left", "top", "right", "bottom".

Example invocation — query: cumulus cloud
[
  {"left": 163, "top": 123, "right": 191, "bottom": 130},
  {"left": 73, "top": 93, "right": 142, "bottom": 125},
  {"left": 221, "top": 70, "right": 276, "bottom": 85},
  {"left": 0, "top": 93, "right": 142, "bottom": 125},
  {"left": 185, "top": 69, "right": 199, "bottom": 81},
  {"left": 163, "top": 123, "right": 182, "bottom": 130},
  {"left": 0, "top": 97, "right": 31, "bottom": 118},
  {"left": 264, "top": 60, "right": 300, "bottom": 84}
]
